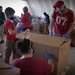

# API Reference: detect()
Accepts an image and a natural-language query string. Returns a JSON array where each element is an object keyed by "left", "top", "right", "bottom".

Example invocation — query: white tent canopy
[
  {"left": 0, "top": 0, "right": 75, "bottom": 17},
  {"left": 26, "top": 0, "right": 75, "bottom": 18}
]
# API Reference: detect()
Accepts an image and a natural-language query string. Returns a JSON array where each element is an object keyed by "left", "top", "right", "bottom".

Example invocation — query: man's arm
[
  {"left": 48, "top": 59, "right": 54, "bottom": 72},
  {"left": 45, "top": 53, "right": 54, "bottom": 72},
  {"left": 8, "top": 29, "right": 18, "bottom": 35},
  {"left": 67, "top": 10, "right": 75, "bottom": 34},
  {"left": 67, "top": 23, "right": 75, "bottom": 34},
  {"left": 49, "top": 9, "right": 56, "bottom": 34},
  {"left": 50, "top": 18, "right": 55, "bottom": 32}
]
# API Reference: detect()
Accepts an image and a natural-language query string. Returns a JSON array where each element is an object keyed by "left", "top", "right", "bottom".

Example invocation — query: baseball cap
[{"left": 53, "top": 1, "right": 64, "bottom": 9}]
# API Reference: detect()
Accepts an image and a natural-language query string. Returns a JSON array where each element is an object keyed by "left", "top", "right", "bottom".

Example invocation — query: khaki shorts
[{"left": 5, "top": 40, "right": 14, "bottom": 57}]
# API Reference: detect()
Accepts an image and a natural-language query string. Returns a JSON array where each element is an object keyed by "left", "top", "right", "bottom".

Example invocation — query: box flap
[
  {"left": 16, "top": 32, "right": 70, "bottom": 47},
  {"left": 0, "top": 61, "right": 12, "bottom": 70}
]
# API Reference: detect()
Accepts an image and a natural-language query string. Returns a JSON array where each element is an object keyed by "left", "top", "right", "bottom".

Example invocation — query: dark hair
[
  {"left": 17, "top": 39, "right": 33, "bottom": 54},
  {"left": 5, "top": 7, "right": 15, "bottom": 17},
  {"left": 0, "top": 6, "right": 2, "bottom": 11},
  {"left": 23, "top": 6, "right": 28, "bottom": 12},
  {"left": 0, "top": 6, "right": 2, "bottom": 8},
  {"left": 43, "top": 12, "right": 47, "bottom": 16}
]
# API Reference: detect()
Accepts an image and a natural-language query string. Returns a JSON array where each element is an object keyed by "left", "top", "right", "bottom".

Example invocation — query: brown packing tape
[{"left": 60, "top": 38, "right": 70, "bottom": 47}]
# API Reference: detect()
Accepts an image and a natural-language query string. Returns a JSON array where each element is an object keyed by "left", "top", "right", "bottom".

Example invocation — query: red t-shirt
[
  {"left": 21, "top": 12, "right": 32, "bottom": 28},
  {"left": 4, "top": 20, "right": 16, "bottom": 40},
  {"left": 12, "top": 57, "right": 52, "bottom": 75},
  {"left": 52, "top": 9, "right": 74, "bottom": 34}
]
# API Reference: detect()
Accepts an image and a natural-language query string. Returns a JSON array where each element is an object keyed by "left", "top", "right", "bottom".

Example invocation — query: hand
[
  {"left": 17, "top": 28, "right": 22, "bottom": 32},
  {"left": 16, "top": 26, "right": 24, "bottom": 32},
  {"left": 44, "top": 53, "right": 52, "bottom": 60},
  {"left": 63, "top": 34, "right": 69, "bottom": 38},
  {"left": 49, "top": 32, "right": 53, "bottom": 36}
]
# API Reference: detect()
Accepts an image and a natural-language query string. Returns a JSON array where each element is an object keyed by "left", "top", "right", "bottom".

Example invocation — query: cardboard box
[
  {"left": 16, "top": 32, "right": 71, "bottom": 75},
  {"left": 32, "top": 23, "right": 46, "bottom": 34},
  {"left": 0, "top": 60, "right": 20, "bottom": 75},
  {"left": 70, "top": 29, "right": 75, "bottom": 46},
  {"left": 32, "top": 23, "right": 39, "bottom": 33}
]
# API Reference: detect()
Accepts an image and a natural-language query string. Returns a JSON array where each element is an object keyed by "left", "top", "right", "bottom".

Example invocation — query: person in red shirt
[
  {"left": 4, "top": 7, "right": 18, "bottom": 63},
  {"left": 11, "top": 39, "right": 54, "bottom": 75},
  {"left": 50, "top": 1, "right": 74, "bottom": 38},
  {"left": 21, "top": 6, "right": 32, "bottom": 31}
]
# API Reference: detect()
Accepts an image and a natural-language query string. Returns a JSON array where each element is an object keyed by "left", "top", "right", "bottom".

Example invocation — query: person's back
[
  {"left": 11, "top": 39, "right": 54, "bottom": 75},
  {"left": 45, "top": 14, "right": 50, "bottom": 24},
  {"left": 43, "top": 12, "right": 50, "bottom": 24},
  {"left": 12, "top": 57, "right": 52, "bottom": 75},
  {"left": 21, "top": 6, "right": 32, "bottom": 31},
  {"left": 21, "top": 12, "right": 32, "bottom": 28},
  {"left": 43, "top": 12, "right": 50, "bottom": 34}
]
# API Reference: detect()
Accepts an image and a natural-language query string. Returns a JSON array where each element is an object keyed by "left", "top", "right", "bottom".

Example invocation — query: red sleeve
[
  {"left": 43, "top": 60, "right": 52, "bottom": 74},
  {"left": 6, "top": 22, "right": 14, "bottom": 30},
  {"left": 21, "top": 13, "right": 31, "bottom": 21},
  {"left": 52, "top": 10, "right": 57, "bottom": 20},
  {"left": 40, "top": 59, "right": 52, "bottom": 74},
  {"left": 69, "top": 11, "right": 74, "bottom": 24},
  {"left": 11, "top": 59, "right": 19, "bottom": 67}
]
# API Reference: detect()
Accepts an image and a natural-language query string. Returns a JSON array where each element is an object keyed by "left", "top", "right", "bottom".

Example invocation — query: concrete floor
[
  {"left": 66, "top": 47, "right": 75, "bottom": 75},
  {"left": 0, "top": 41, "right": 75, "bottom": 75}
]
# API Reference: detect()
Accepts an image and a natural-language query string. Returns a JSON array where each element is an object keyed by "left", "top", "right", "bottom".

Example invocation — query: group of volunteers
[{"left": 0, "top": 1, "right": 74, "bottom": 75}]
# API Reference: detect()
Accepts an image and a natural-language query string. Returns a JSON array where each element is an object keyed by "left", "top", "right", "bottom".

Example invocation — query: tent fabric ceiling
[{"left": 25, "top": 0, "right": 75, "bottom": 18}]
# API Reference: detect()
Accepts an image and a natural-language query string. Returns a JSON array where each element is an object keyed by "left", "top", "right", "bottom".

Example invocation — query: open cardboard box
[
  {"left": 32, "top": 23, "right": 39, "bottom": 33},
  {"left": 16, "top": 32, "right": 71, "bottom": 75},
  {"left": 32, "top": 23, "right": 47, "bottom": 34},
  {"left": 0, "top": 60, "right": 20, "bottom": 75}
]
